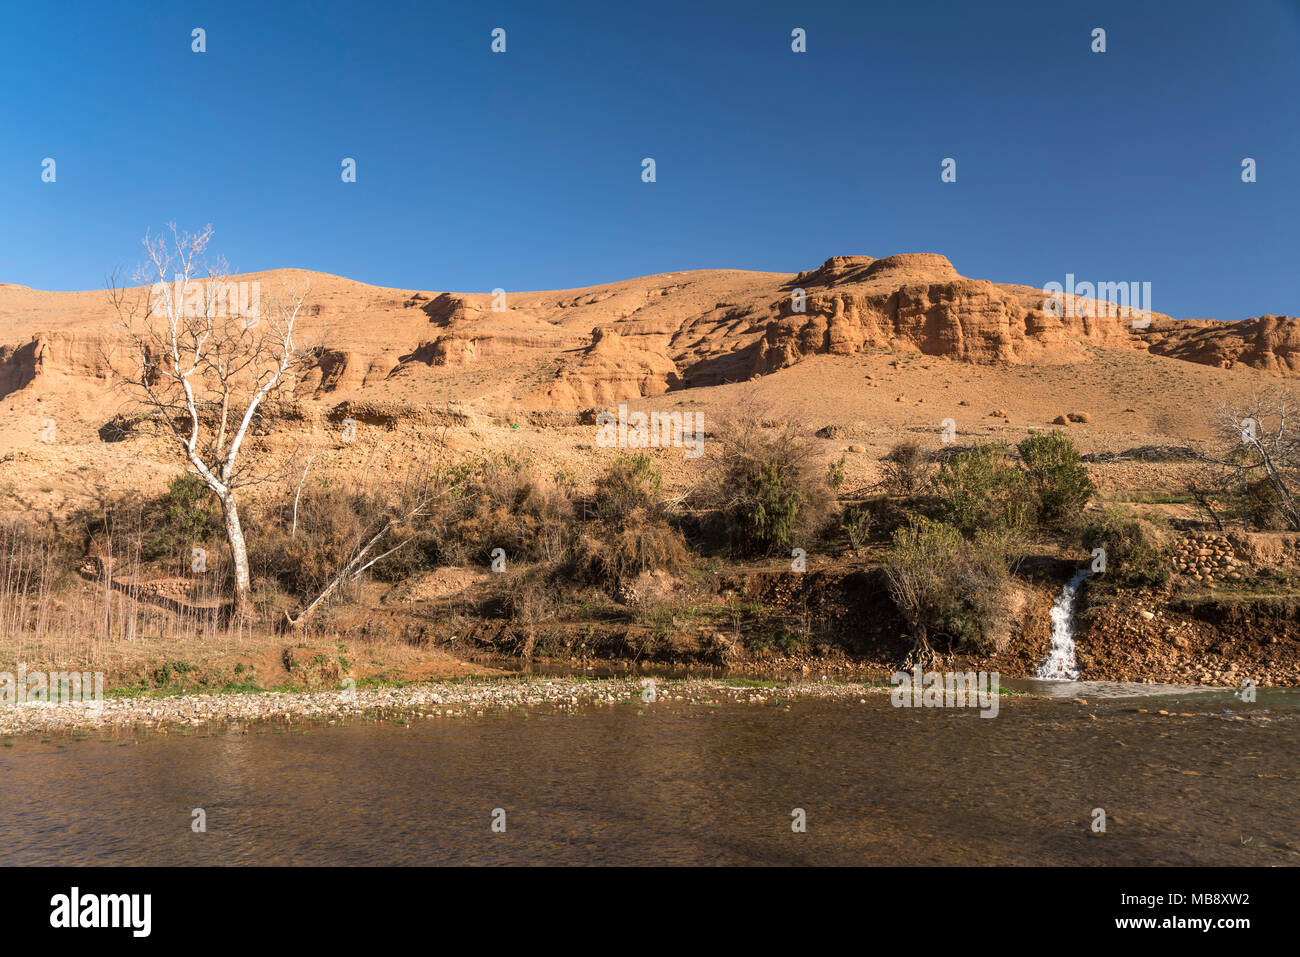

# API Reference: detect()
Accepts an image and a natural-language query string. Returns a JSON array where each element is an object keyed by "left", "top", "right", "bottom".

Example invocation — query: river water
[{"left": 1, "top": 685, "right": 1296, "bottom": 865}]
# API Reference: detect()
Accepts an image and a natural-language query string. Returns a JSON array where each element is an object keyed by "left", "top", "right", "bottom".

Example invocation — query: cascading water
[{"left": 1036, "top": 568, "right": 1091, "bottom": 680}]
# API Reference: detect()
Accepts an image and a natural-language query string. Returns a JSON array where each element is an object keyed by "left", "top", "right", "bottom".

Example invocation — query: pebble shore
[{"left": 0, "top": 677, "right": 895, "bottom": 738}]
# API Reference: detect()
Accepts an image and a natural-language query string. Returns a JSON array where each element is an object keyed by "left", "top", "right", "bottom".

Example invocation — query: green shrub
[
  {"left": 882, "top": 517, "right": 1019, "bottom": 657},
  {"left": 827, "top": 454, "right": 847, "bottom": 491},
  {"left": 1081, "top": 509, "right": 1173, "bottom": 585},
  {"left": 143, "top": 474, "right": 221, "bottom": 561},
  {"left": 1017, "top": 432, "right": 1094, "bottom": 527},
  {"left": 751, "top": 462, "right": 802, "bottom": 550},
  {"left": 708, "top": 418, "right": 835, "bottom": 556},
  {"left": 931, "top": 444, "right": 1029, "bottom": 537},
  {"left": 842, "top": 504, "right": 874, "bottom": 549}
]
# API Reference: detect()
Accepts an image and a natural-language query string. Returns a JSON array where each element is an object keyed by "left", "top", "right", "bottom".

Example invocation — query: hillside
[{"left": 0, "top": 253, "right": 1294, "bottom": 515}]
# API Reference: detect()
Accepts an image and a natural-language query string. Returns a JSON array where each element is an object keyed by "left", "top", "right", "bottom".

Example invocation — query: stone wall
[
  {"left": 1172, "top": 530, "right": 1300, "bottom": 582},
  {"left": 1172, "top": 533, "right": 1248, "bottom": 582}
]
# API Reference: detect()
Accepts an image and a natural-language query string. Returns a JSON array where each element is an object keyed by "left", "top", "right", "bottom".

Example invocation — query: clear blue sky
[{"left": 1, "top": 0, "right": 1297, "bottom": 321}]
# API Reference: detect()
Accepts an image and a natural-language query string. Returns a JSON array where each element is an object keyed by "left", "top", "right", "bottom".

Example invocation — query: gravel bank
[{"left": 0, "top": 677, "right": 895, "bottom": 738}]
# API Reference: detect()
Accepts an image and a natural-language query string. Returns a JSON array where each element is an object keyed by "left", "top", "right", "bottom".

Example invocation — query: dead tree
[
  {"left": 1211, "top": 390, "right": 1300, "bottom": 531},
  {"left": 108, "top": 224, "right": 314, "bottom": 616}
]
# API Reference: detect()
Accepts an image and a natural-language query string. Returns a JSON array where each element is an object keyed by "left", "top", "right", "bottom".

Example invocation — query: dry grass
[{"left": 0, "top": 519, "right": 259, "bottom": 674}]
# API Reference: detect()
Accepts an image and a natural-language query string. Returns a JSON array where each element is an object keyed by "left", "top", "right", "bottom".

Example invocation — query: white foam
[{"left": 1036, "top": 568, "right": 1091, "bottom": 680}]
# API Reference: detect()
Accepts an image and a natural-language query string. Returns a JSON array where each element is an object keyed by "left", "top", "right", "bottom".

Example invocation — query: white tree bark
[
  {"left": 220, "top": 493, "right": 252, "bottom": 602},
  {"left": 108, "top": 224, "right": 311, "bottom": 616}
]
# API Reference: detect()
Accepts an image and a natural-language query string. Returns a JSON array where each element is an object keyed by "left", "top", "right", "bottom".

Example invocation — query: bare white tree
[
  {"left": 1212, "top": 388, "right": 1300, "bottom": 531},
  {"left": 108, "top": 224, "right": 314, "bottom": 615}
]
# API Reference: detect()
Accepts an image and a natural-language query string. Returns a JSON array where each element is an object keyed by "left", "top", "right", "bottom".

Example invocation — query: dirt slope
[{"left": 0, "top": 254, "right": 1293, "bottom": 512}]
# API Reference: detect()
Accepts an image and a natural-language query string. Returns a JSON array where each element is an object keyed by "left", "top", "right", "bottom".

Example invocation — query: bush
[
  {"left": 444, "top": 455, "right": 575, "bottom": 566},
  {"left": 249, "top": 483, "right": 379, "bottom": 599},
  {"left": 1081, "top": 509, "right": 1173, "bottom": 585},
  {"left": 706, "top": 417, "right": 835, "bottom": 556},
  {"left": 571, "top": 509, "right": 689, "bottom": 590},
  {"left": 931, "top": 444, "right": 1029, "bottom": 538},
  {"left": 1241, "top": 477, "right": 1289, "bottom": 530},
  {"left": 142, "top": 474, "right": 222, "bottom": 561},
  {"left": 593, "top": 454, "right": 663, "bottom": 522},
  {"left": 827, "top": 454, "right": 847, "bottom": 491},
  {"left": 842, "top": 504, "right": 874, "bottom": 549},
  {"left": 575, "top": 456, "right": 689, "bottom": 591},
  {"left": 1017, "top": 432, "right": 1094, "bottom": 528},
  {"left": 499, "top": 567, "right": 556, "bottom": 631},
  {"left": 882, "top": 517, "right": 1019, "bottom": 657},
  {"left": 881, "top": 441, "right": 933, "bottom": 497}
]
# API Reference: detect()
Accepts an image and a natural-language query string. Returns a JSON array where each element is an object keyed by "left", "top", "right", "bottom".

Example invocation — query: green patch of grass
[
  {"left": 215, "top": 678, "right": 264, "bottom": 695},
  {"left": 150, "top": 660, "right": 199, "bottom": 686},
  {"left": 666, "top": 604, "right": 719, "bottom": 623},
  {"left": 1173, "top": 570, "right": 1300, "bottom": 602},
  {"left": 108, "top": 682, "right": 267, "bottom": 701}
]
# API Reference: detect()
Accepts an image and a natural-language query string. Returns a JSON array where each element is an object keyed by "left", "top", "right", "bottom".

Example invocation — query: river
[{"left": 1, "top": 683, "right": 1296, "bottom": 865}]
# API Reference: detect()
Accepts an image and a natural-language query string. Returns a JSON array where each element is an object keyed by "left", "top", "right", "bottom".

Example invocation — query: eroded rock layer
[{"left": 0, "top": 256, "right": 1292, "bottom": 416}]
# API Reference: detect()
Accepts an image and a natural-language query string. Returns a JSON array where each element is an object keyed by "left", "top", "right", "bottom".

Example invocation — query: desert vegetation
[
  {"left": 1173, "top": 389, "right": 1300, "bottom": 533},
  {"left": 875, "top": 435, "right": 1099, "bottom": 665},
  {"left": 0, "top": 402, "right": 1121, "bottom": 682},
  {"left": 4, "top": 235, "right": 1299, "bottom": 690},
  {"left": 6, "top": 359, "right": 1300, "bottom": 691}
]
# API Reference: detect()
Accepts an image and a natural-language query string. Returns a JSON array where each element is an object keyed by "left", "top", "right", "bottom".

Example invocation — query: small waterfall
[{"left": 1036, "top": 568, "right": 1091, "bottom": 680}]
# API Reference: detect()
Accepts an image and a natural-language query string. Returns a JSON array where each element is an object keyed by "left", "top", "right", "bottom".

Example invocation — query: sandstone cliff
[{"left": 0, "top": 257, "right": 1292, "bottom": 419}]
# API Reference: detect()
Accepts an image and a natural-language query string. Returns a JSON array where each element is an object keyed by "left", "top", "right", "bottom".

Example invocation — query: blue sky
[{"left": 1, "top": 0, "right": 1297, "bottom": 320}]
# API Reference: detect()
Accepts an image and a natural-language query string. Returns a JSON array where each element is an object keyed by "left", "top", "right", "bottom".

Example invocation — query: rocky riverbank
[{"left": 0, "top": 676, "right": 894, "bottom": 738}]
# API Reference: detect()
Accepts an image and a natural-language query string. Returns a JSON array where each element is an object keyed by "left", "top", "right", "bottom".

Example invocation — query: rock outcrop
[
  {"left": 531, "top": 327, "right": 681, "bottom": 408},
  {"left": 0, "top": 257, "right": 1292, "bottom": 416},
  {"left": 1136, "top": 314, "right": 1300, "bottom": 374}
]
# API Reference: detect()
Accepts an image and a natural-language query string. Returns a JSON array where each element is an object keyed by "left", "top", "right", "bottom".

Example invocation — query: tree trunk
[
  {"left": 903, "top": 623, "right": 939, "bottom": 671},
  {"left": 220, "top": 493, "right": 251, "bottom": 616},
  {"left": 282, "top": 522, "right": 411, "bottom": 631},
  {"left": 282, "top": 571, "right": 345, "bottom": 632}
]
